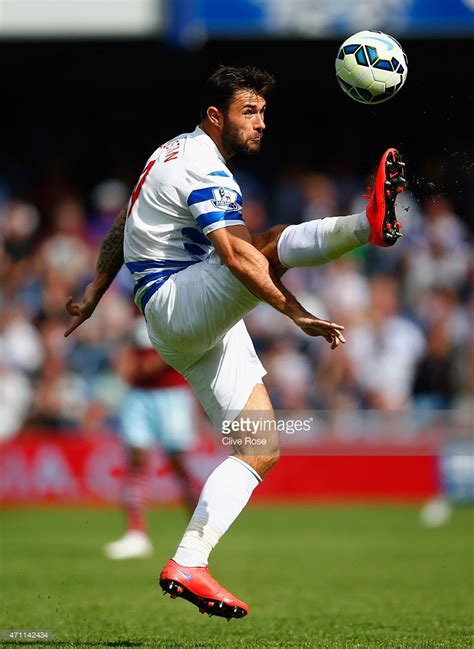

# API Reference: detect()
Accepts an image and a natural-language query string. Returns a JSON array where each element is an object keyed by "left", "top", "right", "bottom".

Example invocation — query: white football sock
[
  {"left": 277, "top": 212, "right": 369, "bottom": 268},
  {"left": 173, "top": 456, "right": 261, "bottom": 567}
]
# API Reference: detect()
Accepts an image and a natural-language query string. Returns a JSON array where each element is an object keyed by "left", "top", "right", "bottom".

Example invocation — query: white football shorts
[{"left": 144, "top": 251, "right": 266, "bottom": 429}]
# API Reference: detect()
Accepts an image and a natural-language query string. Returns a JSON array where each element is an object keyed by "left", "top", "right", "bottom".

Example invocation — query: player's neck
[{"left": 200, "top": 121, "right": 233, "bottom": 162}]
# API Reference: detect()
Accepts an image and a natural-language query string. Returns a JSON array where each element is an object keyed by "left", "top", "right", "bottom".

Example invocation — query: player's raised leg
[
  {"left": 160, "top": 383, "right": 278, "bottom": 620},
  {"left": 255, "top": 148, "right": 406, "bottom": 272}
]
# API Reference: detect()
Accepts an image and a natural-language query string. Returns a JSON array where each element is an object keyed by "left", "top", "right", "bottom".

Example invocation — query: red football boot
[
  {"left": 159, "top": 559, "right": 249, "bottom": 620},
  {"left": 365, "top": 147, "right": 407, "bottom": 247}
]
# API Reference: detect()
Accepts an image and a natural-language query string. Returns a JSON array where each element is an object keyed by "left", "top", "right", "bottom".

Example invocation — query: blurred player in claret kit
[
  {"left": 104, "top": 314, "right": 197, "bottom": 560},
  {"left": 65, "top": 65, "right": 407, "bottom": 619}
]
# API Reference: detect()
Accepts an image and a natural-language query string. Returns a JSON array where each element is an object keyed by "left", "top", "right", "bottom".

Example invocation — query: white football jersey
[{"left": 124, "top": 126, "right": 244, "bottom": 312}]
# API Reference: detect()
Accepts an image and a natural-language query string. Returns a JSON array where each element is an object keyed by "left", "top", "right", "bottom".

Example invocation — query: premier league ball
[{"left": 335, "top": 30, "right": 408, "bottom": 104}]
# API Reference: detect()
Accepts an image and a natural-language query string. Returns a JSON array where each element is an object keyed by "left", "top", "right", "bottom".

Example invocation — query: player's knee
[
  {"left": 262, "top": 449, "right": 280, "bottom": 475},
  {"left": 259, "top": 428, "right": 280, "bottom": 475},
  {"left": 234, "top": 444, "right": 279, "bottom": 480},
  {"left": 256, "top": 446, "right": 281, "bottom": 479}
]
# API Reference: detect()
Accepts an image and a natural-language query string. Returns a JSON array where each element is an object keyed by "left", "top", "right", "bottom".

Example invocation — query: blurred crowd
[{"left": 0, "top": 164, "right": 472, "bottom": 441}]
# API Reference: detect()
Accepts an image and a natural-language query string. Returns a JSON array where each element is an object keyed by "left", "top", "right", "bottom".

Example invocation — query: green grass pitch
[{"left": 1, "top": 505, "right": 473, "bottom": 648}]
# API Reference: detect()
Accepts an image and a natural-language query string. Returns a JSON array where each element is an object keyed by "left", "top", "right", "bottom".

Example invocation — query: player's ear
[{"left": 207, "top": 106, "right": 223, "bottom": 129}]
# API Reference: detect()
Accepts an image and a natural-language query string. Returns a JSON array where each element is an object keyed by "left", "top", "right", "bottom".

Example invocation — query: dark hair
[{"left": 199, "top": 65, "right": 276, "bottom": 120}]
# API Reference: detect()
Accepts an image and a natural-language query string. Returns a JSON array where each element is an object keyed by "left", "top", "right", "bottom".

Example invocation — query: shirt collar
[{"left": 194, "top": 125, "right": 227, "bottom": 164}]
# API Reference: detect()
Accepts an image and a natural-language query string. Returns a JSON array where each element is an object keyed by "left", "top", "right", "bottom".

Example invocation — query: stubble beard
[{"left": 222, "top": 117, "right": 261, "bottom": 158}]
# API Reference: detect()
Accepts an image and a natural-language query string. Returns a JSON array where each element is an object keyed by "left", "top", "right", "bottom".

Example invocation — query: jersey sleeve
[{"left": 187, "top": 175, "right": 245, "bottom": 236}]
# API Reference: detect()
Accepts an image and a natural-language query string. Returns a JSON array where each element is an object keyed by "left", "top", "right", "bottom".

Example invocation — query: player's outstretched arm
[
  {"left": 64, "top": 206, "right": 127, "bottom": 337},
  {"left": 208, "top": 225, "right": 346, "bottom": 349}
]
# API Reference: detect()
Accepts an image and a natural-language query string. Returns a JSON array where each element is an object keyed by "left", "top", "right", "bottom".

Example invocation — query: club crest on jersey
[{"left": 211, "top": 187, "right": 240, "bottom": 211}]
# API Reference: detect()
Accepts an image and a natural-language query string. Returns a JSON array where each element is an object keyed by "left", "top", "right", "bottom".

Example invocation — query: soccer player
[
  {"left": 104, "top": 315, "right": 197, "bottom": 560},
  {"left": 65, "top": 65, "right": 406, "bottom": 619}
]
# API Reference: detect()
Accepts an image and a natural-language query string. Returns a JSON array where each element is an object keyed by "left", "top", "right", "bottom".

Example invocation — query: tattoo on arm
[
  {"left": 97, "top": 207, "right": 126, "bottom": 275},
  {"left": 96, "top": 207, "right": 126, "bottom": 290}
]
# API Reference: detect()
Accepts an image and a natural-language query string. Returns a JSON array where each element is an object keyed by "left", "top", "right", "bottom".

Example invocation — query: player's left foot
[
  {"left": 159, "top": 559, "right": 249, "bottom": 620},
  {"left": 104, "top": 530, "right": 153, "bottom": 560},
  {"left": 364, "top": 147, "right": 407, "bottom": 247}
]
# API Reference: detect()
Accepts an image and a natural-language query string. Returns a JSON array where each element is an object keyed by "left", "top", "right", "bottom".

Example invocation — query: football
[{"left": 335, "top": 30, "right": 408, "bottom": 104}]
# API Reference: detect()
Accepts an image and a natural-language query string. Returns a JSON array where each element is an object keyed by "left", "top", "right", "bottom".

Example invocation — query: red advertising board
[{"left": 0, "top": 434, "right": 439, "bottom": 505}]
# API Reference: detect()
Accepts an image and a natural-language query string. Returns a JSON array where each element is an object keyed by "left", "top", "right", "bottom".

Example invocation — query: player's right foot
[
  {"left": 159, "top": 559, "right": 249, "bottom": 620},
  {"left": 104, "top": 530, "right": 153, "bottom": 560},
  {"left": 364, "top": 147, "right": 407, "bottom": 247}
]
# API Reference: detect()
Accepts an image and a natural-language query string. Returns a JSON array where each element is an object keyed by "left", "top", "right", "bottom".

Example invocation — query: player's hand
[
  {"left": 293, "top": 315, "right": 346, "bottom": 349},
  {"left": 64, "top": 283, "right": 101, "bottom": 337}
]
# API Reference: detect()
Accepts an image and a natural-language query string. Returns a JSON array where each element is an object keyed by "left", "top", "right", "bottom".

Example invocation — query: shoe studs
[{"left": 160, "top": 578, "right": 246, "bottom": 620}]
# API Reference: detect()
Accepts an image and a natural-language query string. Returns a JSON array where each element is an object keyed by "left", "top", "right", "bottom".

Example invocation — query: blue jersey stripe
[
  {"left": 133, "top": 270, "right": 173, "bottom": 297},
  {"left": 125, "top": 259, "right": 195, "bottom": 274},
  {"left": 188, "top": 186, "right": 242, "bottom": 207},
  {"left": 196, "top": 210, "right": 244, "bottom": 230},
  {"left": 183, "top": 243, "right": 209, "bottom": 256},
  {"left": 134, "top": 260, "right": 201, "bottom": 312},
  {"left": 140, "top": 282, "right": 163, "bottom": 314},
  {"left": 182, "top": 226, "right": 210, "bottom": 246},
  {"left": 208, "top": 170, "right": 231, "bottom": 177}
]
